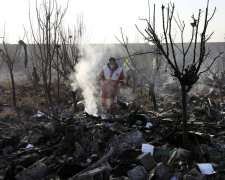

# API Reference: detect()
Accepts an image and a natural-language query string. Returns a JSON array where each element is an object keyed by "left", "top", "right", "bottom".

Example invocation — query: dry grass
[
  {"left": 0, "top": 108, "right": 17, "bottom": 120},
  {"left": 0, "top": 93, "right": 11, "bottom": 104},
  {"left": 0, "top": 79, "right": 12, "bottom": 104},
  {"left": 0, "top": 77, "right": 11, "bottom": 86},
  {"left": 19, "top": 96, "right": 40, "bottom": 115}
]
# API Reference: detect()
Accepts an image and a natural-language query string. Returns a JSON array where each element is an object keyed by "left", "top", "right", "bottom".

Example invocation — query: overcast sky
[{"left": 0, "top": 0, "right": 224, "bottom": 43}]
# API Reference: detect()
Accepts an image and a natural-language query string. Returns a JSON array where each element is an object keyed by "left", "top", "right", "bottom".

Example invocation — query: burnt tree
[
  {"left": 0, "top": 39, "right": 23, "bottom": 108},
  {"left": 136, "top": 0, "right": 223, "bottom": 144}
]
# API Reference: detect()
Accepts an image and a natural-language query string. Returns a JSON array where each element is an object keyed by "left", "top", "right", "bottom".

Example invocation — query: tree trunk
[
  {"left": 43, "top": 73, "right": 51, "bottom": 103},
  {"left": 48, "top": 60, "right": 52, "bottom": 104},
  {"left": 9, "top": 68, "right": 16, "bottom": 108},
  {"left": 56, "top": 55, "right": 60, "bottom": 116},
  {"left": 57, "top": 51, "right": 60, "bottom": 103},
  {"left": 152, "top": 92, "right": 157, "bottom": 111},
  {"left": 149, "top": 83, "right": 157, "bottom": 111},
  {"left": 181, "top": 84, "right": 188, "bottom": 145}
]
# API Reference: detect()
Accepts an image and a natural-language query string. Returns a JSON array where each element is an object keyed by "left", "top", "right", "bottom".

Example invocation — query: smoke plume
[{"left": 70, "top": 44, "right": 108, "bottom": 116}]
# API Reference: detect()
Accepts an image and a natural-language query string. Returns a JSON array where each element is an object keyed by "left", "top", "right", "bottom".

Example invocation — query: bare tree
[
  {"left": 115, "top": 28, "right": 161, "bottom": 111},
  {"left": 0, "top": 38, "right": 23, "bottom": 108},
  {"left": 28, "top": 0, "right": 68, "bottom": 105},
  {"left": 136, "top": 0, "right": 223, "bottom": 144},
  {"left": 52, "top": 16, "right": 84, "bottom": 112}
]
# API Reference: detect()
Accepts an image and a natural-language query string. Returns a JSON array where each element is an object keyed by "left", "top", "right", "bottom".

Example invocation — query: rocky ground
[{"left": 0, "top": 80, "right": 224, "bottom": 180}]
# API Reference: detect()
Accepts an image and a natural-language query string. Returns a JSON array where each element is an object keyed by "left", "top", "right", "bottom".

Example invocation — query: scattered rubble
[{"left": 0, "top": 84, "right": 224, "bottom": 179}]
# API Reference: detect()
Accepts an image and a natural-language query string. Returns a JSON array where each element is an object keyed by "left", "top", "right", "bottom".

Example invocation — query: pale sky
[{"left": 0, "top": 0, "right": 224, "bottom": 43}]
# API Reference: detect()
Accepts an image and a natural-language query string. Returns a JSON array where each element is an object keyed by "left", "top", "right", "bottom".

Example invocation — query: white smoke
[{"left": 70, "top": 44, "right": 108, "bottom": 116}]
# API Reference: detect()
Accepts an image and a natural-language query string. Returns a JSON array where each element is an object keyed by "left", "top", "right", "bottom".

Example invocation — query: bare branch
[
  {"left": 116, "top": 51, "right": 162, "bottom": 60},
  {"left": 198, "top": 52, "right": 223, "bottom": 75},
  {"left": 162, "top": 4, "right": 169, "bottom": 55},
  {"left": 193, "top": 9, "right": 202, "bottom": 64}
]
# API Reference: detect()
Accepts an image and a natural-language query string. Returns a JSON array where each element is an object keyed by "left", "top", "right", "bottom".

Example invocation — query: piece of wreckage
[{"left": 0, "top": 95, "right": 225, "bottom": 179}]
